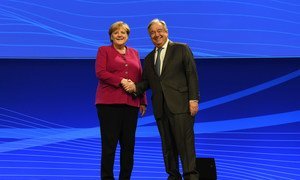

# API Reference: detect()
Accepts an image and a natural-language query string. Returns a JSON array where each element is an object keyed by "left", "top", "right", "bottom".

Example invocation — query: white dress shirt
[{"left": 154, "top": 39, "right": 169, "bottom": 74}]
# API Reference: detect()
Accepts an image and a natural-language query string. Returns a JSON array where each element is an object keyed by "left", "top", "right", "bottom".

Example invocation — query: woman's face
[{"left": 111, "top": 27, "right": 128, "bottom": 46}]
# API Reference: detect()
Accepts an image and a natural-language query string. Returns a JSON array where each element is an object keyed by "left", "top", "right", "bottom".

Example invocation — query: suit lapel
[
  {"left": 161, "top": 41, "right": 173, "bottom": 76},
  {"left": 148, "top": 49, "right": 156, "bottom": 72}
]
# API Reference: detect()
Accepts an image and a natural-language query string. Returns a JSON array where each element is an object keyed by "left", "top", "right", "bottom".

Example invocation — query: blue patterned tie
[{"left": 155, "top": 48, "right": 163, "bottom": 76}]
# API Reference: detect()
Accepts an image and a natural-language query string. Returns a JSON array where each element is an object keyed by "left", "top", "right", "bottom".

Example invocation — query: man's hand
[
  {"left": 121, "top": 79, "right": 136, "bottom": 93},
  {"left": 189, "top": 100, "right": 199, "bottom": 116}
]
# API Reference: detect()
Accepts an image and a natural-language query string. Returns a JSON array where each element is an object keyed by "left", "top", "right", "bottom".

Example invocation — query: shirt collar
[{"left": 156, "top": 39, "right": 169, "bottom": 51}]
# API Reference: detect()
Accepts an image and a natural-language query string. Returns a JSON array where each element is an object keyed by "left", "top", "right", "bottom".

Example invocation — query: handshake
[{"left": 121, "top": 78, "right": 137, "bottom": 93}]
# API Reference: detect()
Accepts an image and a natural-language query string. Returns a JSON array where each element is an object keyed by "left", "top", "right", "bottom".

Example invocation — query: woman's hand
[{"left": 139, "top": 105, "right": 147, "bottom": 117}]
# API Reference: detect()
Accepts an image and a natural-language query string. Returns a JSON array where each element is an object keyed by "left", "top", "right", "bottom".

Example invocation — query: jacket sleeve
[
  {"left": 135, "top": 58, "right": 150, "bottom": 97},
  {"left": 134, "top": 50, "right": 148, "bottom": 106},
  {"left": 183, "top": 44, "right": 200, "bottom": 101},
  {"left": 95, "top": 47, "right": 123, "bottom": 87}
]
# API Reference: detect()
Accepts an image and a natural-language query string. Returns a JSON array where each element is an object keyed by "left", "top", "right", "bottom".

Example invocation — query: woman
[{"left": 95, "top": 21, "right": 147, "bottom": 179}]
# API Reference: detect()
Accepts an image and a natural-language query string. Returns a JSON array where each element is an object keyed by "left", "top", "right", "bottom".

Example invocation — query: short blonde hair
[{"left": 108, "top": 21, "right": 130, "bottom": 41}]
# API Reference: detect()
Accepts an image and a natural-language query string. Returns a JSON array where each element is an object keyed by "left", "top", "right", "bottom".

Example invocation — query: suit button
[
  {"left": 125, "top": 64, "right": 128, "bottom": 67},
  {"left": 125, "top": 71, "right": 128, "bottom": 74}
]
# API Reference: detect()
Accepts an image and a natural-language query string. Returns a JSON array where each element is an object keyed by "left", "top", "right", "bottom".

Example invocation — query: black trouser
[
  {"left": 156, "top": 99, "right": 199, "bottom": 180},
  {"left": 96, "top": 104, "right": 139, "bottom": 180}
]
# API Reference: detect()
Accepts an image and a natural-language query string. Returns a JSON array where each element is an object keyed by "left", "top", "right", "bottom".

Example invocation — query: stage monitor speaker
[{"left": 196, "top": 158, "right": 217, "bottom": 180}]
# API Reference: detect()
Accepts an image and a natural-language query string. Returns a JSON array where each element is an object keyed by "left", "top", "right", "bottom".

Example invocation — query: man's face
[{"left": 148, "top": 22, "right": 168, "bottom": 48}]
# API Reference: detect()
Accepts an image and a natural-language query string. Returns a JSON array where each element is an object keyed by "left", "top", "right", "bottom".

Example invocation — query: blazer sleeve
[
  {"left": 135, "top": 58, "right": 150, "bottom": 97},
  {"left": 95, "top": 47, "right": 123, "bottom": 87},
  {"left": 136, "top": 51, "right": 147, "bottom": 106},
  {"left": 183, "top": 44, "right": 200, "bottom": 101}
]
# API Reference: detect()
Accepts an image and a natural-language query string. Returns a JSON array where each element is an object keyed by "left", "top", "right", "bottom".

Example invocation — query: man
[{"left": 123, "top": 18, "right": 199, "bottom": 180}]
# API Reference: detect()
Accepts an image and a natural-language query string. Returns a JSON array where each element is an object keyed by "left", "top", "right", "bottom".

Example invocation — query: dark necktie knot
[{"left": 157, "top": 47, "right": 163, "bottom": 53}]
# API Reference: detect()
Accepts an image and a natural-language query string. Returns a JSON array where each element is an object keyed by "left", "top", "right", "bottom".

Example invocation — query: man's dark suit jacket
[{"left": 136, "top": 41, "right": 199, "bottom": 118}]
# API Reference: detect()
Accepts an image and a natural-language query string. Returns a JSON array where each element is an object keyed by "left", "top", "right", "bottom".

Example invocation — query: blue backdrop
[
  {"left": 1, "top": 0, "right": 300, "bottom": 179},
  {"left": 0, "top": 0, "right": 300, "bottom": 58},
  {"left": 1, "top": 58, "right": 300, "bottom": 179}
]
